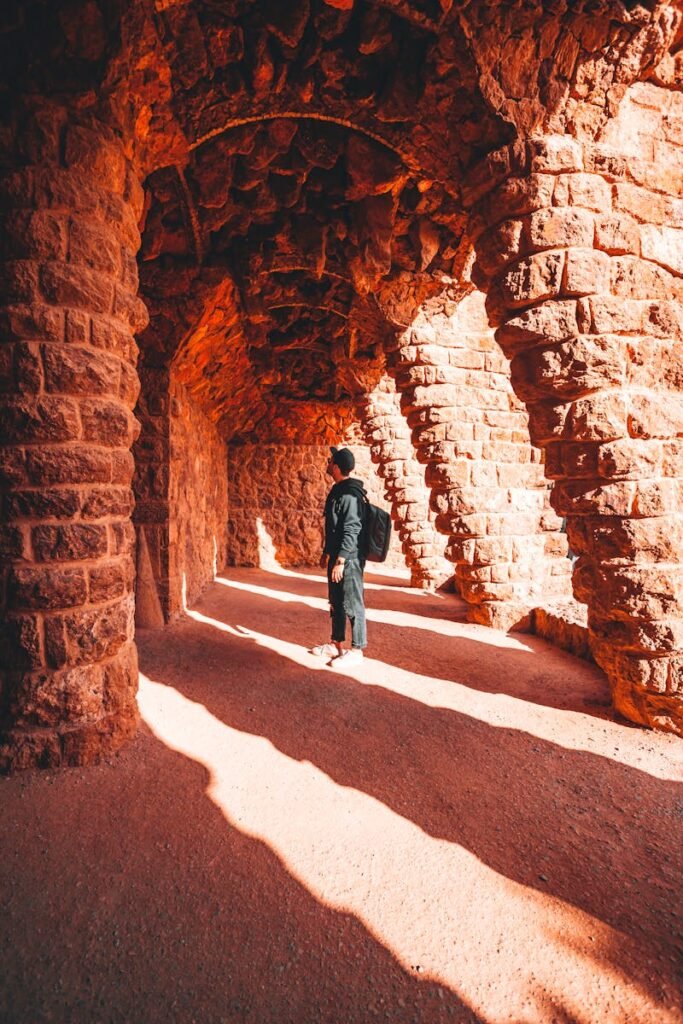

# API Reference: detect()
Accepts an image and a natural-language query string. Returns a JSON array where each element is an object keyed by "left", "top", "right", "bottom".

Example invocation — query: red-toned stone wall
[
  {"left": 227, "top": 444, "right": 406, "bottom": 571},
  {"left": 132, "top": 365, "right": 171, "bottom": 616},
  {"left": 0, "top": 105, "right": 146, "bottom": 769},
  {"left": 167, "top": 379, "right": 228, "bottom": 613}
]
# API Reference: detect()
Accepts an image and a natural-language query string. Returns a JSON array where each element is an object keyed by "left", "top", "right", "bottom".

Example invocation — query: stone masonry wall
[
  {"left": 132, "top": 365, "right": 171, "bottom": 617},
  {"left": 227, "top": 444, "right": 406, "bottom": 571},
  {"left": 168, "top": 379, "right": 228, "bottom": 614}
]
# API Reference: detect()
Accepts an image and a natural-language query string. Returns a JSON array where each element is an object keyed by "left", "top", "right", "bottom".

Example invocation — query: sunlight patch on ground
[
  {"left": 213, "top": 574, "right": 530, "bottom": 649},
  {"left": 139, "top": 673, "right": 673, "bottom": 1024},
  {"left": 185, "top": 607, "right": 680, "bottom": 781}
]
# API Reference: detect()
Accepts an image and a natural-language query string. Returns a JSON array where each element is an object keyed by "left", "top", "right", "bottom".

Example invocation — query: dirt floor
[{"left": 1, "top": 567, "right": 682, "bottom": 1024}]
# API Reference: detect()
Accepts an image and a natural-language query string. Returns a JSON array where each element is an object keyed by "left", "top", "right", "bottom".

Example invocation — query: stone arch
[{"left": 2, "top": 0, "right": 682, "bottom": 772}]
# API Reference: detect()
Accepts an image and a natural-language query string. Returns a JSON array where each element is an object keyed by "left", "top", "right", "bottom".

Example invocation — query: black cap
[{"left": 330, "top": 446, "right": 355, "bottom": 474}]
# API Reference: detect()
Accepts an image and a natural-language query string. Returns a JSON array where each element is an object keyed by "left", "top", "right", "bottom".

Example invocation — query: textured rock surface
[
  {"left": 381, "top": 280, "right": 571, "bottom": 629},
  {"left": 466, "top": 80, "right": 683, "bottom": 732},
  {"left": 0, "top": 104, "right": 145, "bottom": 769}
]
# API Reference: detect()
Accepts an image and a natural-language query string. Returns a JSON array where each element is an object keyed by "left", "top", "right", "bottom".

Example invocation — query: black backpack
[{"left": 362, "top": 499, "right": 392, "bottom": 562}]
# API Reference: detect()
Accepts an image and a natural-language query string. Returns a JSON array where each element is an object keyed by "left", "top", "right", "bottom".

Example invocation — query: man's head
[{"left": 327, "top": 446, "right": 355, "bottom": 481}]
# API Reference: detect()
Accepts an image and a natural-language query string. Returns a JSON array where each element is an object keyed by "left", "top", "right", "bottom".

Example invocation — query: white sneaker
[
  {"left": 310, "top": 643, "right": 340, "bottom": 658},
  {"left": 333, "top": 648, "right": 364, "bottom": 668}
]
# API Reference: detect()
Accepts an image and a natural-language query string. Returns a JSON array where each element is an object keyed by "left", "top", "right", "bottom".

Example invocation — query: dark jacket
[{"left": 323, "top": 478, "right": 367, "bottom": 561}]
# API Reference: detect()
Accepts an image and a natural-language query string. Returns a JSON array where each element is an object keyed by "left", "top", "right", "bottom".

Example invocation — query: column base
[
  {"left": 0, "top": 643, "right": 139, "bottom": 772},
  {"left": 466, "top": 601, "right": 533, "bottom": 633}
]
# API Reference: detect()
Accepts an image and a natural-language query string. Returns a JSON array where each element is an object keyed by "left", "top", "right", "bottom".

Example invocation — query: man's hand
[{"left": 331, "top": 559, "right": 345, "bottom": 583}]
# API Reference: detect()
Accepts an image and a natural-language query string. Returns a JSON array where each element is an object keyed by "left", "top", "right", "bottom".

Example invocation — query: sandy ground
[{"left": 1, "top": 566, "right": 682, "bottom": 1024}]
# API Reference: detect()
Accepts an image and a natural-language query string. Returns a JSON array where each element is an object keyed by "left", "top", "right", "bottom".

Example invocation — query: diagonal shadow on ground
[{"left": 0, "top": 729, "right": 482, "bottom": 1024}]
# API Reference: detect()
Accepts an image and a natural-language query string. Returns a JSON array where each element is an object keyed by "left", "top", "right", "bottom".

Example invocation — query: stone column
[
  {"left": 0, "top": 103, "right": 147, "bottom": 769},
  {"left": 387, "top": 287, "right": 571, "bottom": 630},
  {"left": 353, "top": 374, "right": 451, "bottom": 590},
  {"left": 467, "top": 126, "right": 683, "bottom": 733}
]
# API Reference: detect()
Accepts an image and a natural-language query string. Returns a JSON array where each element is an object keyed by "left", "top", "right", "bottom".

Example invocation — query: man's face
[{"left": 326, "top": 455, "right": 338, "bottom": 479}]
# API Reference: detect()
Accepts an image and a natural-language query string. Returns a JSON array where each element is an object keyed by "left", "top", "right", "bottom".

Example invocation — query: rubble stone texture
[{"left": 1, "top": 0, "right": 682, "bottom": 767}]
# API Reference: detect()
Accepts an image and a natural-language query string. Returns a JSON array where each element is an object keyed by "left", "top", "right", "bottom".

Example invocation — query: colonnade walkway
[{"left": 1, "top": 567, "right": 681, "bottom": 1024}]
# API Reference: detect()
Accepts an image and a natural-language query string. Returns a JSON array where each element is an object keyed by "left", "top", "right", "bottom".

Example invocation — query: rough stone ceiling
[{"left": 135, "top": 0, "right": 509, "bottom": 442}]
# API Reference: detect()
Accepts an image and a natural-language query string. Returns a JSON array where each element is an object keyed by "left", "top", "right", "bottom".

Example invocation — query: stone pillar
[
  {"left": 467, "top": 127, "right": 683, "bottom": 733},
  {"left": 132, "top": 364, "right": 171, "bottom": 622},
  {"left": 0, "top": 103, "right": 147, "bottom": 769},
  {"left": 387, "top": 287, "right": 571, "bottom": 630},
  {"left": 353, "top": 374, "right": 451, "bottom": 589}
]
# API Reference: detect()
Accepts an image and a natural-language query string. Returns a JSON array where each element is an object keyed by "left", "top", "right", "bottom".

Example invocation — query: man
[{"left": 311, "top": 446, "right": 367, "bottom": 666}]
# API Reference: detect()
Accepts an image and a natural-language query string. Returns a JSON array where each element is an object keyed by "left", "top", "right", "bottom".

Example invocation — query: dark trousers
[{"left": 327, "top": 557, "right": 367, "bottom": 650}]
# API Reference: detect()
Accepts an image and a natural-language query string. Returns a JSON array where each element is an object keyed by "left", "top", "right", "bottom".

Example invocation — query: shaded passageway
[{"left": 1, "top": 569, "right": 681, "bottom": 1024}]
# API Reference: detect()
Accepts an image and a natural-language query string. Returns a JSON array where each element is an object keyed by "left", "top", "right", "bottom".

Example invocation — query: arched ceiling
[{"left": 136, "top": 0, "right": 509, "bottom": 442}]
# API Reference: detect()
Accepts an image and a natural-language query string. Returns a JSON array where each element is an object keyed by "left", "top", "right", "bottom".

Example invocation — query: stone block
[
  {"left": 14, "top": 343, "right": 43, "bottom": 392},
  {"left": 632, "top": 479, "right": 679, "bottom": 517},
  {"left": 90, "top": 314, "right": 135, "bottom": 358},
  {"left": 0, "top": 303, "right": 64, "bottom": 343},
  {"left": 26, "top": 444, "right": 111, "bottom": 485},
  {"left": 0, "top": 396, "right": 80, "bottom": 444},
  {"left": 597, "top": 438, "right": 661, "bottom": 480},
  {"left": 89, "top": 558, "right": 134, "bottom": 604},
  {"left": 65, "top": 309, "right": 90, "bottom": 346},
  {"left": 517, "top": 334, "right": 627, "bottom": 400},
  {"left": 529, "top": 136, "right": 583, "bottom": 174},
  {"left": 469, "top": 173, "right": 555, "bottom": 234},
  {"left": 527, "top": 207, "right": 594, "bottom": 252},
  {"left": 43, "top": 345, "right": 122, "bottom": 397},
  {"left": 102, "top": 641, "right": 139, "bottom": 715},
  {"left": 594, "top": 214, "right": 640, "bottom": 255},
  {"left": 475, "top": 218, "right": 524, "bottom": 276},
  {"left": 526, "top": 399, "right": 569, "bottom": 444},
  {"left": 69, "top": 217, "right": 121, "bottom": 275},
  {"left": 1, "top": 210, "right": 68, "bottom": 261},
  {"left": 640, "top": 224, "right": 683, "bottom": 277},
  {"left": 111, "top": 450, "right": 135, "bottom": 486},
  {"left": 567, "top": 391, "right": 627, "bottom": 442},
  {"left": 32, "top": 524, "right": 109, "bottom": 562},
  {"left": 0, "top": 261, "right": 40, "bottom": 304},
  {"left": 551, "top": 478, "right": 635, "bottom": 517},
  {"left": 8, "top": 566, "right": 88, "bottom": 611},
  {"left": 496, "top": 300, "right": 580, "bottom": 356},
  {"left": 563, "top": 173, "right": 612, "bottom": 213},
  {"left": 628, "top": 390, "right": 683, "bottom": 439},
  {"left": 611, "top": 256, "right": 679, "bottom": 301},
  {"left": 499, "top": 251, "right": 564, "bottom": 308},
  {"left": 113, "top": 287, "right": 150, "bottom": 332},
  {"left": 3, "top": 485, "right": 79, "bottom": 520},
  {"left": 81, "top": 398, "right": 136, "bottom": 447},
  {"left": 562, "top": 249, "right": 609, "bottom": 297},
  {"left": 40, "top": 263, "right": 114, "bottom": 314}
]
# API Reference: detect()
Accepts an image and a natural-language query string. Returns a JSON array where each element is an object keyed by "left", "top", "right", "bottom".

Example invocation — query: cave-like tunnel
[
  {"left": 2, "top": 0, "right": 683, "bottom": 765},
  {"left": 0, "top": 1, "right": 682, "bottom": 1018}
]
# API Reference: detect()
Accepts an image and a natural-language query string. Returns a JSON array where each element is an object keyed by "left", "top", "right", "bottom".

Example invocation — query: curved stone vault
[{"left": 1, "top": 0, "right": 682, "bottom": 768}]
